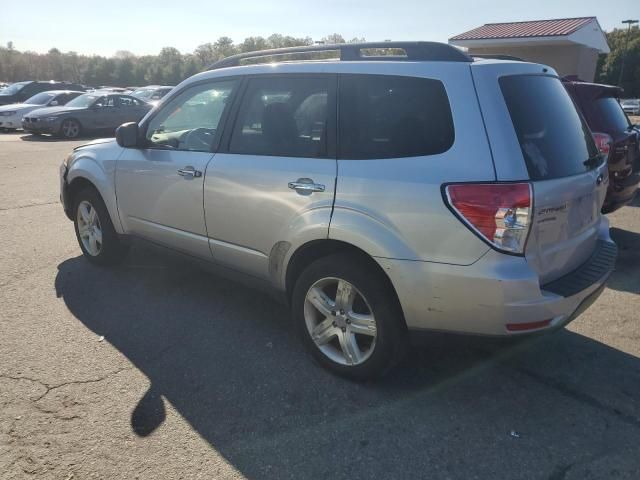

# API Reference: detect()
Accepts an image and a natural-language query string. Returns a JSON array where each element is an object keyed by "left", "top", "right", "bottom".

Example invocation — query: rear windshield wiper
[{"left": 583, "top": 153, "right": 603, "bottom": 168}]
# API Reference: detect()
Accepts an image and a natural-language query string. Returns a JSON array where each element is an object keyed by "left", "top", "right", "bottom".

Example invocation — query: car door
[
  {"left": 204, "top": 74, "right": 337, "bottom": 279},
  {"left": 115, "top": 78, "right": 239, "bottom": 258},
  {"left": 87, "top": 95, "right": 119, "bottom": 129}
]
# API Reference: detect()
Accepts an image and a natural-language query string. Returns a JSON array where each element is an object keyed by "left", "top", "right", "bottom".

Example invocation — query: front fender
[{"left": 66, "top": 146, "right": 123, "bottom": 233}]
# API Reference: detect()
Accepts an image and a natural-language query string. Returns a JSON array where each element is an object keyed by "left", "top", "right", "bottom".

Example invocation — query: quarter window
[
  {"left": 146, "top": 79, "right": 237, "bottom": 152},
  {"left": 229, "top": 76, "right": 331, "bottom": 158},
  {"left": 338, "top": 74, "right": 454, "bottom": 159}
]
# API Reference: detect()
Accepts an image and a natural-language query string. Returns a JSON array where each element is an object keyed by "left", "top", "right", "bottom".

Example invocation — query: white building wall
[{"left": 467, "top": 45, "right": 599, "bottom": 81}]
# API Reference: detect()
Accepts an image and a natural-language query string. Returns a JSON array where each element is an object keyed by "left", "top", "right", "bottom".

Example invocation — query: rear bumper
[{"left": 377, "top": 231, "right": 616, "bottom": 336}]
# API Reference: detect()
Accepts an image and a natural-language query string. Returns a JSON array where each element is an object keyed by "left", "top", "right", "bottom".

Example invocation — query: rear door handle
[
  {"left": 177, "top": 166, "right": 202, "bottom": 178},
  {"left": 288, "top": 178, "right": 325, "bottom": 194}
]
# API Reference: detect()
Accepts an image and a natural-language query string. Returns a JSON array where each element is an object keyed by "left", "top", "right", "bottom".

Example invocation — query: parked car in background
[
  {"left": 621, "top": 98, "right": 640, "bottom": 116},
  {"left": 0, "top": 82, "right": 8, "bottom": 91},
  {"left": 0, "top": 90, "right": 83, "bottom": 131},
  {"left": 24, "top": 93, "right": 151, "bottom": 138},
  {"left": 0, "top": 81, "right": 85, "bottom": 105},
  {"left": 60, "top": 42, "right": 616, "bottom": 378},
  {"left": 564, "top": 79, "right": 640, "bottom": 213},
  {"left": 130, "top": 85, "right": 174, "bottom": 105}
]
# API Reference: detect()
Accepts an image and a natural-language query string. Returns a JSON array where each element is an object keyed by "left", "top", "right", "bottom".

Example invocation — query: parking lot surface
[{"left": 1, "top": 131, "right": 639, "bottom": 479}]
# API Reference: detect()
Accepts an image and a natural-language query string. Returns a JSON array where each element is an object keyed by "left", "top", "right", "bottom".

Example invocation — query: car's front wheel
[
  {"left": 292, "top": 253, "right": 407, "bottom": 379},
  {"left": 73, "top": 187, "right": 128, "bottom": 266},
  {"left": 60, "top": 119, "right": 82, "bottom": 139}
]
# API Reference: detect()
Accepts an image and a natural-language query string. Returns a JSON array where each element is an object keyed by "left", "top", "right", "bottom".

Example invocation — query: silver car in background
[
  {"left": 59, "top": 42, "right": 617, "bottom": 378},
  {"left": 621, "top": 98, "right": 640, "bottom": 116}
]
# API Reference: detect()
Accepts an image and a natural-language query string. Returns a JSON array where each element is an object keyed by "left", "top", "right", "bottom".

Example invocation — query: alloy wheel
[
  {"left": 62, "top": 120, "right": 80, "bottom": 138},
  {"left": 304, "top": 277, "right": 377, "bottom": 366},
  {"left": 77, "top": 200, "right": 102, "bottom": 256}
]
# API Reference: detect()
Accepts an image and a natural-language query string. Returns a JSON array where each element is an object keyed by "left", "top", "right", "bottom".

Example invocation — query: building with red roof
[{"left": 449, "top": 17, "right": 610, "bottom": 81}]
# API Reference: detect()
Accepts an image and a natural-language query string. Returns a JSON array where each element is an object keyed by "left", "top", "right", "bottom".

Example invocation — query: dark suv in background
[
  {"left": 564, "top": 78, "right": 640, "bottom": 213},
  {"left": 0, "top": 81, "right": 86, "bottom": 105}
]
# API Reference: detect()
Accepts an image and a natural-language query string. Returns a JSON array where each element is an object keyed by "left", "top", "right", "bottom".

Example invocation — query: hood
[
  {"left": 0, "top": 103, "right": 29, "bottom": 112},
  {"left": 74, "top": 138, "right": 117, "bottom": 150},
  {"left": 29, "top": 105, "right": 83, "bottom": 117}
]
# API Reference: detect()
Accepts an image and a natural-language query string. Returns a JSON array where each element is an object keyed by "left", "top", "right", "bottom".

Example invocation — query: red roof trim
[{"left": 450, "top": 17, "right": 596, "bottom": 41}]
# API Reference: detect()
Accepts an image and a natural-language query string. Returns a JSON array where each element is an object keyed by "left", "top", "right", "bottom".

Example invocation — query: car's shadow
[
  {"left": 608, "top": 227, "right": 640, "bottom": 294},
  {"left": 54, "top": 244, "right": 640, "bottom": 479},
  {"left": 19, "top": 133, "right": 106, "bottom": 142}
]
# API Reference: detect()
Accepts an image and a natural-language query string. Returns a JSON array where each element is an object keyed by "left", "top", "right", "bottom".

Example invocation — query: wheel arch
[
  {"left": 284, "top": 239, "right": 407, "bottom": 327},
  {"left": 65, "top": 162, "right": 123, "bottom": 233}
]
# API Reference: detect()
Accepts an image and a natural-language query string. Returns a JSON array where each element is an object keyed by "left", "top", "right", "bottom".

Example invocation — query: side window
[
  {"left": 118, "top": 96, "right": 141, "bottom": 107},
  {"left": 338, "top": 74, "right": 454, "bottom": 159},
  {"left": 95, "top": 96, "right": 115, "bottom": 107},
  {"left": 229, "top": 76, "right": 331, "bottom": 158},
  {"left": 146, "top": 79, "right": 237, "bottom": 152}
]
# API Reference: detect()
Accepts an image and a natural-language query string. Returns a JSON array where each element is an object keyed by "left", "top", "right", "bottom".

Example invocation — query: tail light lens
[
  {"left": 445, "top": 183, "right": 532, "bottom": 255},
  {"left": 592, "top": 132, "right": 612, "bottom": 156}
]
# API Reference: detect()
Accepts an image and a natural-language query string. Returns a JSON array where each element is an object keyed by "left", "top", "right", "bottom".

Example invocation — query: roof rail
[
  {"left": 206, "top": 41, "right": 472, "bottom": 70},
  {"left": 472, "top": 54, "right": 525, "bottom": 62}
]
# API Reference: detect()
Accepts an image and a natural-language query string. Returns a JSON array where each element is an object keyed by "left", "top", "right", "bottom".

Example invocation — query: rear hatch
[{"left": 471, "top": 61, "right": 608, "bottom": 284}]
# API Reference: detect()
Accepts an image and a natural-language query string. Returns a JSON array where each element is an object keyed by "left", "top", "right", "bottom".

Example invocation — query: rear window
[
  {"left": 338, "top": 74, "right": 454, "bottom": 159},
  {"left": 592, "top": 97, "right": 630, "bottom": 132},
  {"left": 500, "top": 75, "right": 599, "bottom": 180}
]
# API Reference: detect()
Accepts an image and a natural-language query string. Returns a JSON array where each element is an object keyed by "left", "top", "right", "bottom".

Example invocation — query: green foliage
[
  {"left": 0, "top": 34, "right": 333, "bottom": 87},
  {"left": 596, "top": 26, "right": 640, "bottom": 96}
]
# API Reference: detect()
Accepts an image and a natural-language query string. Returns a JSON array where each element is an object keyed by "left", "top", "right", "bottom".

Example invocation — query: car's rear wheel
[
  {"left": 292, "top": 253, "right": 407, "bottom": 379},
  {"left": 73, "top": 187, "right": 128, "bottom": 266},
  {"left": 60, "top": 119, "right": 81, "bottom": 139}
]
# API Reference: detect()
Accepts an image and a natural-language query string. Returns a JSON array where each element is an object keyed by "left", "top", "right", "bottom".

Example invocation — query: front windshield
[
  {"left": 25, "top": 92, "right": 57, "bottom": 105},
  {"left": 65, "top": 94, "right": 102, "bottom": 108},
  {"left": 2, "top": 81, "right": 29, "bottom": 95}
]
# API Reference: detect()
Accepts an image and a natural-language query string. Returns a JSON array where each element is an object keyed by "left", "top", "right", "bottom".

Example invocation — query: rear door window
[
  {"left": 500, "top": 75, "right": 599, "bottom": 180},
  {"left": 229, "top": 76, "right": 332, "bottom": 158},
  {"left": 591, "top": 96, "right": 630, "bottom": 132},
  {"left": 338, "top": 74, "right": 454, "bottom": 159}
]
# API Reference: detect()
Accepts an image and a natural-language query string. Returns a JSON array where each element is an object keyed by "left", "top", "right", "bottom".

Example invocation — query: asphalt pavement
[{"left": 1, "top": 131, "right": 639, "bottom": 479}]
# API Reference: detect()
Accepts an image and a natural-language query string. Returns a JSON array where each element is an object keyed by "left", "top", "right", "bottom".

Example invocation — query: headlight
[
  {"left": 46, "top": 116, "right": 59, "bottom": 122},
  {"left": 0, "top": 111, "right": 16, "bottom": 116}
]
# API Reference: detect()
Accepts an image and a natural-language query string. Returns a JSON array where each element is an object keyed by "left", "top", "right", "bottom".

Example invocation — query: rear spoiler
[{"left": 562, "top": 76, "right": 624, "bottom": 100}]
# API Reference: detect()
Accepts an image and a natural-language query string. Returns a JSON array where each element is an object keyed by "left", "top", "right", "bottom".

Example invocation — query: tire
[
  {"left": 73, "top": 187, "right": 128, "bottom": 266},
  {"left": 292, "top": 252, "right": 407, "bottom": 380},
  {"left": 59, "top": 118, "right": 82, "bottom": 139}
]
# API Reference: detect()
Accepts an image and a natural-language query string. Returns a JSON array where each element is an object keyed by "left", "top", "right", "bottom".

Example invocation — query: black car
[
  {"left": 564, "top": 79, "right": 640, "bottom": 213},
  {"left": 0, "top": 81, "right": 86, "bottom": 106}
]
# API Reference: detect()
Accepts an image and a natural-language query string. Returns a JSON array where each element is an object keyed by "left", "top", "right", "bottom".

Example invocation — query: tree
[{"left": 596, "top": 26, "right": 640, "bottom": 97}]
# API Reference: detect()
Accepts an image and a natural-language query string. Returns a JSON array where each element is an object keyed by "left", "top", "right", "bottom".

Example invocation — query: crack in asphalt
[
  {"left": 0, "top": 367, "right": 130, "bottom": 402},
  {"left": 0, "top": 201, "right": 60, "bottom": 212},
  {"left": 515, "top": 366, "right": 640, "bottom": 429}
]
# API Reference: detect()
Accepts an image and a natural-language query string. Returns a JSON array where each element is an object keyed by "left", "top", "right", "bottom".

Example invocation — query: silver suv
[{"left": 60, "top": 42, "right": 617, "bottom": 379}]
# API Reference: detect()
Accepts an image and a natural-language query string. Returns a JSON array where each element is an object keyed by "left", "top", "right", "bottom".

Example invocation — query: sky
[{"left": 0, "top": 0, "right": 638, "bottom": 57}]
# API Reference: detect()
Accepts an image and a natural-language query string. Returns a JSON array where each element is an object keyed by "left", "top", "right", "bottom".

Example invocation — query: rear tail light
[
  {"left": 444, "top": 183, "right": 532, "bottom": 255},
  {"left": 592, "top": 132, "right": 612, "bottom": 156}
]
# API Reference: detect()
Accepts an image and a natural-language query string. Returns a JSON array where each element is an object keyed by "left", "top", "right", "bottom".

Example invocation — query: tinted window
[
  {"left": 24, "top": 92, "right": 57, "bottom": 105},
  {"left": 117, "top": 95, "right": 143, "bottom": 107},
  {"left": 229, "top": 76, "right": 330, "bottom": 158},
  {"left": 501, "top": 75, "right": 599, "bottom": 180},
  {"left": 338, "top": 74, "right": 454, "bottom": 159},
  {"left": 146, "top": 79, "right": 237, "bottom": 152},
  {"left": 592, "top": 97, "right": 630, "bottom": 133}
]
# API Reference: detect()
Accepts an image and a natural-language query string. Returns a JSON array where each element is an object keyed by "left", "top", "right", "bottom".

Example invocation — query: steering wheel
[{"left": 181, "top": 128, "right": 215, "bottom": 151}]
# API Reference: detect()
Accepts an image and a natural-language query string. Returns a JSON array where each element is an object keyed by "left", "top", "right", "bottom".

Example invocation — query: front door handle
[
  {"left": 177, "top": 166, "right": 202, "bottom": 178},
  {"left": 288, "top": 178, "right": 325, "bottom": 195}
]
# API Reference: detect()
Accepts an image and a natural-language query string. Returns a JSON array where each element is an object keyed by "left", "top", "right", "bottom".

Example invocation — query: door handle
[
  {"left": 177, "top": 166, "right": 202, "bottom": 178},
  {"left": 288, "top": 178, "right": 325, "bottom": 194}
]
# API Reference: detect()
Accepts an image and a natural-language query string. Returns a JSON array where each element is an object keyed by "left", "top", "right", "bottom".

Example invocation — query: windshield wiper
[{"left": 584, "top": 153, "right": 603, "bottom": 168}]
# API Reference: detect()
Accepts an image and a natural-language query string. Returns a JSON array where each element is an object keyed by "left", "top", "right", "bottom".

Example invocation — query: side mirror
[
  {"left": 49, "top": 100, "right": 59, "bottom": 106},
  {"left": 116, "top": 122, "right": 140, "bottom": 148}
]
